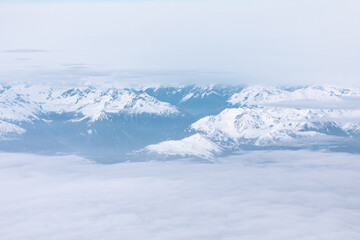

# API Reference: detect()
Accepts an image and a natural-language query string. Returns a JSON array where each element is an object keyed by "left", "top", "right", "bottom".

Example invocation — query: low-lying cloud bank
[{"left": 1, "top": 151, "right": 359, "bottom": 239}]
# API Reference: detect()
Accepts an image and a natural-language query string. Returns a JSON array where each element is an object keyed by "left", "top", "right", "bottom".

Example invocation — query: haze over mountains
[{"left": 0, "top": 84, "right": 359, "bottom": 162}]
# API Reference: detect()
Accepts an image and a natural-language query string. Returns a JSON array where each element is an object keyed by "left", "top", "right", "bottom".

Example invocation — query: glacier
[{"left": 0, "top": 84, "right": 359, "bottom": 162}]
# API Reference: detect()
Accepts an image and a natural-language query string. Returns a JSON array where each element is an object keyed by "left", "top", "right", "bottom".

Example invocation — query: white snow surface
[
  {"left": 149, "top": 106, "right": 360, "bottom": 157},
  {"left": 146, "top": 85, "right": 360, "bottom": 157},
  {"left": 2, "top": 84, "right": 360, "bottom": 152},
  {"left": 0, "top": 120, "right": 26, "bottom": 139},
  {"left": 0, "top": 84, "right": 178, "bottom": 122},
  {"left": 228, "top": 85, "right": 360, "bottom": 106},
  {"left": 0, "top": 151, "right": 359, "bottom": 240},
  {"left": 179, "top": 85, "right": 220, "bottom": 103},
  {"left": 191, "top": 107, "right": 352, "bottom": 145},
  {"left": 145, "top": 133, "right": 222, "bottom": 158}
]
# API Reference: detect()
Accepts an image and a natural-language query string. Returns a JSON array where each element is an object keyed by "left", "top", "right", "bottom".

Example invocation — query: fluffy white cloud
[
  {"left": 0, "top": 150, "right": 359, "bottom": 239},
  {"left": 0, "top": 0, "right": 359, "bottom": 86}
]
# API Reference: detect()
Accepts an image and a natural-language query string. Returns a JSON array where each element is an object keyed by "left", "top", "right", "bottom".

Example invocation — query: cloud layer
[
  {"left": 0, "top": 0, "right": 359, "bottom": 86},
  {"left": 0, "top": 151, "right": 359, "bottom": 239}
]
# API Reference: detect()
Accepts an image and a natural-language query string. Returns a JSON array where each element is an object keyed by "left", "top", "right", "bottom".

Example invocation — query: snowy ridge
[
  {"left": 145, "top": 85, "right": 360, "bottom": 158},
  {"left": 0, "top": 85, "right": 40, "bottom": 122},
  {"left": 146, "top": 107, "right": 348, "bottom": 156},
  {"left": 178, "top": 85, "right": 221, "bottom": 103},
  {"left": 146, "top": 84, "right": 241, "bottom": 104},
  {"left": 145, "top": 133, "right": 222, "bottom": 159},
  {"left": 38, "top": 87, "right": 179, "bottom": 122},
  {"left": 0, "top": 84, "right": 179, "bottom": 122},
  {"left": 191, "top": 107, "right": 348, "bottom": 146},
  {"left": 1, "top": 84, "right": 360, "bottom": 159},
  {"left": 0, "top": 120, "right": 26, "bottom": 139},
  {"left": 228, "top": 85, "right": 360, "bottom": 106}
]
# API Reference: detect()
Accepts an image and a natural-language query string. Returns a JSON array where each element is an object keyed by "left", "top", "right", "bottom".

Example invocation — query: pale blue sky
[{"left": 0, "top": 0, "right": 359, "bottom": 86}]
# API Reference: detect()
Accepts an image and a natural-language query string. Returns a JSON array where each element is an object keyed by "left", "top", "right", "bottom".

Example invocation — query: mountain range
[{"left": 1, "top": 84, "right": 359, "bottom": 162}]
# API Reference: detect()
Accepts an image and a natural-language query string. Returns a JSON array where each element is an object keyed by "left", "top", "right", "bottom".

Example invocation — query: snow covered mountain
[
  {"left": 0, "top": 84, "right": 178, "bottom": 122},
  {"left": 228, "top": 85, "right": 360, "bottom": 106},
  {"left": 1, "top": 84, "right": 359, "bottom": 161},
  {"left": 144, "top": 86, "right": 360, "bottom": 159},
  {"left": 0, "top": 84, "right": 239, "bottom": 161}
]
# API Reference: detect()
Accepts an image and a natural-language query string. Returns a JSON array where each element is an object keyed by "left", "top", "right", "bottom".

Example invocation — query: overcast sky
[{"left": 0, "top": 0, "right": 359, "bottom": 86}]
